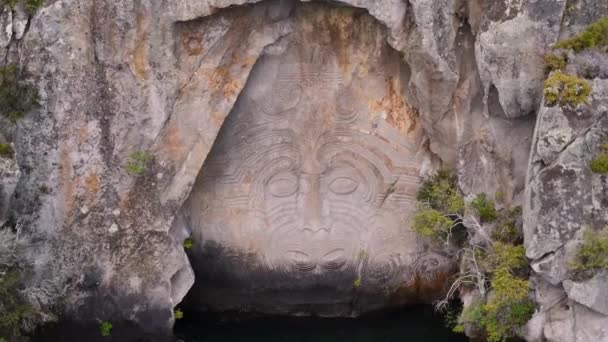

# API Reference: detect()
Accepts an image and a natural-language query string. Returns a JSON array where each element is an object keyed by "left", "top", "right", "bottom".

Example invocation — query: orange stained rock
[
  {"left": 85, "top": 172, "right": 100, "bottom": 195},
  {"left": 59, "top": 147, "right": 76, "bottom": 214},
  {"left": 131, "top": 6, "right": 149, "bottom": 81},
  {"left": 162, "top": 124, "right": 186, "bottom": 162}
]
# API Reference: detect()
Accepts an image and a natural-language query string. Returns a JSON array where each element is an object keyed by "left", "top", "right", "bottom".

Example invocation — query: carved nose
[{"left": 299, "top": 173, "right": 328, "bottom": 233}]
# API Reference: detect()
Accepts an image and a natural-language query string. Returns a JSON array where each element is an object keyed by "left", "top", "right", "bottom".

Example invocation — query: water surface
[{"left": 174, "top": 306, "right": 469, "bottom": 342}]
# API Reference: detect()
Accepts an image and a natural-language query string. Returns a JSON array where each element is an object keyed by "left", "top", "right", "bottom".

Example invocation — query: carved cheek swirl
[{"left": 413, "top": 253, "right": 452, "bottom": 282}]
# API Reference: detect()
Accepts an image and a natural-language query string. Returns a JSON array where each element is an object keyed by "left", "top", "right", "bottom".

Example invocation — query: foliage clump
[
  {"left": 0, "top": 269, "right": 32, "bottom": 341},
  {"left": 491, "top": 206, "right": 522, "bottom": 244},
  {"left": 0, "top": 144, "right": 13, "bottom": 158},
  {"left": 417, "top": 170, "right": 464, "bottom": 215},
  {"left": 413, "top": 170, "right": 464, "bottom": 244},
  {"left": 0, "top": 65, "right": 39, "bottom": 123},
  {"left": 571, "top": 226, "right": 608, "bottom": 271},
  {"left": 125, "top": 151, "right": 152, "bottom": 175},
  {"left": 454, "top": 243, "right": 533, "bottom": 342},
  {"left": 482, "top": 268, "right": 535, "bottom": 342},
  {"left": 470, "top": 193, "right": 497, "bottom": 223},
  {"left": 544, "top": 53, "right": 567, "bottom": 73},
  {"left": 174, "top": 309, "right": 184, "bottom": 320},
  {"left": 99, "top": 321, "right": 112, "bottom": 337},
  {"left": 6, "top": 0, "right": 44, "bottom": 12},
  {"left": 411, "top": 171, "right": 532, "bottom": 341},
  {"left": 412, "top": 206, "right": 453, "bottom": 242},
  {"left": 183, "top": 238, "right": 194, "bottom": 250},
  {"left": 555, "top": 18, "right": 608, "bottom": 52},
  {"left": 590, "top": 143, "right": 608, "bottom": 174},
  {"left": 543, "top": 71, "right": 591, "bottom": 108}
]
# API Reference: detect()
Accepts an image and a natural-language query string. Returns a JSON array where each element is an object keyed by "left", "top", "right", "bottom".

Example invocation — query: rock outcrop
[
  {"left": 0, "top": 0, "right": 606, "bottom": 340},
  {"left": 525, "top": 77, "right": 608, "bottom": 342}
]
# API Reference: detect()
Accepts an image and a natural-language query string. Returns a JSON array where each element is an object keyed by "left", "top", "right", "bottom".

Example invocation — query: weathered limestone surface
[
  {"left": 0, "top": 0, "right": 604, "bottom": 340},
  {"left": 524, "top": 69, "right": 608, "bottom": 342}
]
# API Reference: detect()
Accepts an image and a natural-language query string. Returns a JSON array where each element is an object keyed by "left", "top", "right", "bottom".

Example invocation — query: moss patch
[
  {"left": 0, "top": 144, "right": 13, "bottom": 158},
  {"left": 125, "top": 151, "right": 152, "bottom": 176},
  {"left": 0, "top": 65, "right": 39, "bottom": 123},
  {"left": 590, "top": 143, "right": 608, "bottom": 174}
]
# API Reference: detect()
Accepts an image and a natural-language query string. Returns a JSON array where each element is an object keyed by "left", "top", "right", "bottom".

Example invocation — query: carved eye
[
  {"left": 328, "top": 177, "right": 359, "bottom": 195},
  {"left": 268, "top": 174, "right": 298, "bottom": 197}
]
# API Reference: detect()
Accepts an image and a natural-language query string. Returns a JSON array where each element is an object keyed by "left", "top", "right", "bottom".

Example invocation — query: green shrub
[
  {"left": 0, "top": 144, "right": 12, "bottom": 158},
  {"left": 0, "top": 269, "right": 32, "bottom": 341},
  {"left": 417, "top": 170, "right": 464, "bottom": 215},
  {"left": 0, "top": 65, "right": 39, "bottom": 123},
  {"left": 470, "top": 193, "right": 497, "bottom": 223},
  {"left": 590, "top": 144, "right": 608, "bottom": 174},
  {"left": 6, "top": 0, "right": 44, "bottom": 12},
  {"left": 412, "top": 206, "right": 453, "bottom": 242},
  {"left": 456, "top": 265, "right": 534, "bottom": 342},
  {"left": 174, "top": 309, "right": 184, "bottom": 320},
  {"left": 572, "top": 226, "right": 608, "bottom": 271},
  {"left": 183, "top": 238, "right": 193, "bottom": 250},
  {"left": 100, "top": 321, "right": 112, "bottom": 337},
  {"left": 125, "top": 151, "right": 152, "bottom": 175},
  {"left": 482, "top": 242, "right": 527, "bottom": 273},
  {"left": 492, "top": 207, "right": 522, "bottom": 244},
  {"left": 543, "top": 71, "right": 591, "bottom": 108},
  {"left": 555, "top": 18, "right": 608, "bottom": 52},
  {"left": 25, "top": 0, "right": 44, "bottom": 11},
  {"left": 544, "top": 53, "right": 567, "bottom": 73},
  {"left": 482, "top": 267, "right": 534, "bottom": 342}
]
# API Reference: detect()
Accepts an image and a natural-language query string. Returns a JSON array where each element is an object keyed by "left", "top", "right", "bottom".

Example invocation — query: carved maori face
[{"left": 181, "top": 23, "right": 437, "bottom": 283}]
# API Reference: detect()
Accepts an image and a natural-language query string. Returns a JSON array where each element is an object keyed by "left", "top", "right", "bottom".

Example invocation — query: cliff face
[{"left": 0, "top": 0, "right": 606, "bottom": 340}]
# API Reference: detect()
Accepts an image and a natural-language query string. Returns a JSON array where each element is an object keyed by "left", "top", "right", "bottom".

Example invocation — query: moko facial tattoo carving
[{"left": 177, "top": 4, "right": 453, "bottom": 314}]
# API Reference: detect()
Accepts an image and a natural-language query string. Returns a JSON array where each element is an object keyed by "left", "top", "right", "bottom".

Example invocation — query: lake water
[{"left": 174, "top": 306, "right": 470, "bottom": 342}]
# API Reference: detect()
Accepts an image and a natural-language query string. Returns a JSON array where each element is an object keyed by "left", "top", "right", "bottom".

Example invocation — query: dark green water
[{"left": 174, "top": 306, "right": 469, "bottom": 342}]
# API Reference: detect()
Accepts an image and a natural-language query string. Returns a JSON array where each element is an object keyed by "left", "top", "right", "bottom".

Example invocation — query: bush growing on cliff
[
  {"left": 544, "top": 53, "right": 567, "bottom": 73},
  {"left": 6, "top": 0, "right": 44, "bottom": 12},
  {"left": 491, "top": 206, "right": 522, "bottom": 244},
  {"left": 543, "top": 71, "right": 591, "bottom": 108},
  {"left": 411, "top": 172, "right": 532, "bottom": 341},
  {"left": 183, "top": 238, "right": 194, "bottom": 250},
  {"left": 412, "top": 206, "right": 453, "bottom": 242},
  {"left": 470, "top": 193, "right": 497, "bottom": 223},
  {"left": 452, "top": 243, "right": 533, "bottom": 342},
  {"left": 555, "top": 18, "right": 608, "bottom": 52},
  {"left": 0, "top": 65, "right": 39, "bottom": 123},
  {"left": 572, "top": 226, "right": 608, "bottom": 271},
  {"left": 174, "top": 309, "right": 184, "bottom": 320},
  {"left": 0, "top": 269, "right": 32, "bottom": 342},
  {"left": 413, "top": 170, "right": 464, "bottom": 244},
  {"left": 416, "top": 169, "right": 464, "bottom": 215},
  {"left": 99, "top": 321, "right": 112, "bottom": 337}
]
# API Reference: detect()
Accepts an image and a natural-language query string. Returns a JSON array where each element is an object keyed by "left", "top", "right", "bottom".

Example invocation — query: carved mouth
[{"left": 300, "top": 225, "right": 331, "bottom": 234}]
